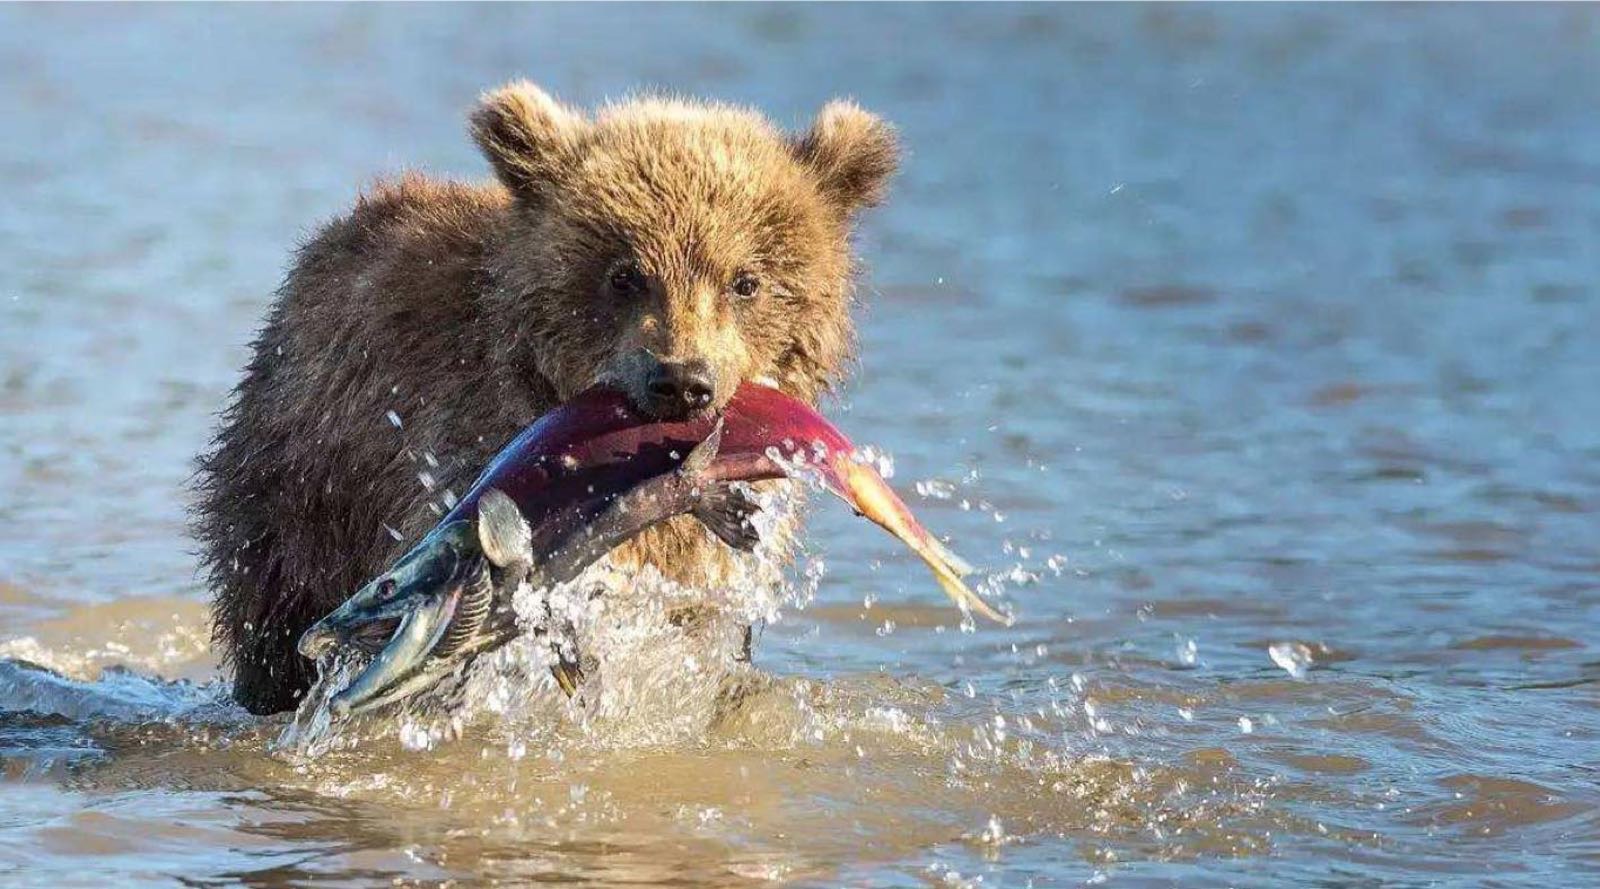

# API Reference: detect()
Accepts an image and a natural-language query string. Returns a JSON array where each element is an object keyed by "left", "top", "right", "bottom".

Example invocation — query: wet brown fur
[{"left": 194, "top": 82, "right": 897, "bottom": 714}]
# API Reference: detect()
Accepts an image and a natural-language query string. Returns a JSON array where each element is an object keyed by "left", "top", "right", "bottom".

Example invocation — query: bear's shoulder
[
  {"left": 300, "top": 172, "right": 511, "bottom": 266},
  {"left": 272, "top": 173, "right": 510, "bottom": 373}
]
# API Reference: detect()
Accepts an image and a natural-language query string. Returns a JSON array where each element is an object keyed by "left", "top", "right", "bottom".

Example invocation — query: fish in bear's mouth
[{"left": 298, "top": 382, "right": 1006, "bottom": 717}]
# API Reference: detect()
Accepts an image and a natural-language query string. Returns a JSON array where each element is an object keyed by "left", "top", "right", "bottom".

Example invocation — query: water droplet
[
  {"left": 1268, "top": 641, "right": 1314, "bottom": 679},
  {"left": 385, "top": 410, "right": 403, "bottom": 429},
  {"left": 980, "top": 814, "right": 1005, "bottom": 845}
]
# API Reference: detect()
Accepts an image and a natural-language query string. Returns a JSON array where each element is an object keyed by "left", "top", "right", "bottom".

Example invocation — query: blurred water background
[{"left": 2, "top": 4, "right": 1598, "bottom": 886}]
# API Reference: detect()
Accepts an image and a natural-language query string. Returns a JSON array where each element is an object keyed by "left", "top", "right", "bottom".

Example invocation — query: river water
[{"left": 2, "top": 4, "right": 1598, "bottom": 886}]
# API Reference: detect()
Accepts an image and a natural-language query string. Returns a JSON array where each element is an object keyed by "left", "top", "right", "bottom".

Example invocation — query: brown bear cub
[{"left": 193, "top": 82, "right": 898, "bottom": 714}]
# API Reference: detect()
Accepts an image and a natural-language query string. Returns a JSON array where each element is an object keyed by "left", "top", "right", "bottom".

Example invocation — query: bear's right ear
[
  {"left": 469, "top": 81, "right": 586, "bottom": 196},
  {"left": 792, "top": 100, "right": 899, "bottom": 218}
]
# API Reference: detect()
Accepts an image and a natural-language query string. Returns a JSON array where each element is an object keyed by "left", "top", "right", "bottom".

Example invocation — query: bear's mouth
[
  {"left": 635, "top": 398, "right": 716, "bottom": 423},
  {"left": 629, "top": 374, "right": 782, "bottom": 420}
]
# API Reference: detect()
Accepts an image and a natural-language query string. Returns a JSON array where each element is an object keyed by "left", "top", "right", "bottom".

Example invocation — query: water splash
[
  {"left": 275, "top": 481, "right": 832, "bottom": 756},
  {"left": 0, "top": 658, "right": 223, "bottom": 724}
]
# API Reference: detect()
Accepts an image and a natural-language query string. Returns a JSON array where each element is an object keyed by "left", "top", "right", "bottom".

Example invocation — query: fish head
[{"left": 297, "top": 521, "right": 491, "bottom": 715}]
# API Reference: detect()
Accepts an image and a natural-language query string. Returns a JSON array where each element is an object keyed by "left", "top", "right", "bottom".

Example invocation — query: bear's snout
[{"left": 642, "top": 358, "right": 716, "bottom": 420}]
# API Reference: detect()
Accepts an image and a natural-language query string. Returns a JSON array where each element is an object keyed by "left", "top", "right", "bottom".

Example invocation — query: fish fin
[
  {"left": 477, "top": 488, "right": 532, "bottom": 569},
  {"left": 924, "top": 557, "right": 1011, "bottom": 625},
  {"left": 693, "top": 483, "right": 762, "bottom": 552},
  {"left": 551, "top": 659, "right": 583, "bottom": 697},
  {"left": 678, "top": 417, "right": 725, "bottom": 477},
  {"left": 903, "top": 527, "right": 1007, "bottom": 623},
  {"left": 925, "top": 536, "right": 977, "bottom": 578}
]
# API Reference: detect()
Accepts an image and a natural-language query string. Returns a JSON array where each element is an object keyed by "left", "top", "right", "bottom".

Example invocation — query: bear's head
[{"left": 472, "top": 81, "right": 897, "bottom": 419}]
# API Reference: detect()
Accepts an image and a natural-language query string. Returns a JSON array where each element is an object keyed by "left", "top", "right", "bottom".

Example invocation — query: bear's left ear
[
  {"left": 469, "top": 80, "right": 587, "bottom": 197},
  {"left": 792, "top": 100, "right": 899, "bottom": 217}
]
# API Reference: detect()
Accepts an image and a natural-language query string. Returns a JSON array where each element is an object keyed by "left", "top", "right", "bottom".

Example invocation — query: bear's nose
[{"left": 644, "top": 360, "right": 715, "bottom": 418}]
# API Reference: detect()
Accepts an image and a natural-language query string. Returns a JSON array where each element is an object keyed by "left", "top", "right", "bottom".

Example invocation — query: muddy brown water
[{"left": 3, "top": 5, "right": 1599, "bottom": 886}]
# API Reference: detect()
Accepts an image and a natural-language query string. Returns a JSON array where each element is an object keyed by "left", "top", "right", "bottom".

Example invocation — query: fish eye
[
  {"left": 609, "top": 262, "right": 646, "bottom": 296},
  {"left": 374, "top": 578, "right": 397, "bottom": 603},
  {"left": 731, "top": 272, "right": 761, "bottom": 299}
]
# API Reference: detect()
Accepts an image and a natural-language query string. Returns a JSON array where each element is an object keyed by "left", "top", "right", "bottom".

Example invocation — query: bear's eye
[
  {"left": 731, "top": 272, "right": 761, "bottom": 300},
  {"left": 609, "top": 262, "right": 646, "bottom": 296}
]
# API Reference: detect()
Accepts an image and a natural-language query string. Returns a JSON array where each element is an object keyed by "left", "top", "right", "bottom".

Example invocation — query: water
[{"left": 3, "top": 4, "right": 1599, "bottom": 885}]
